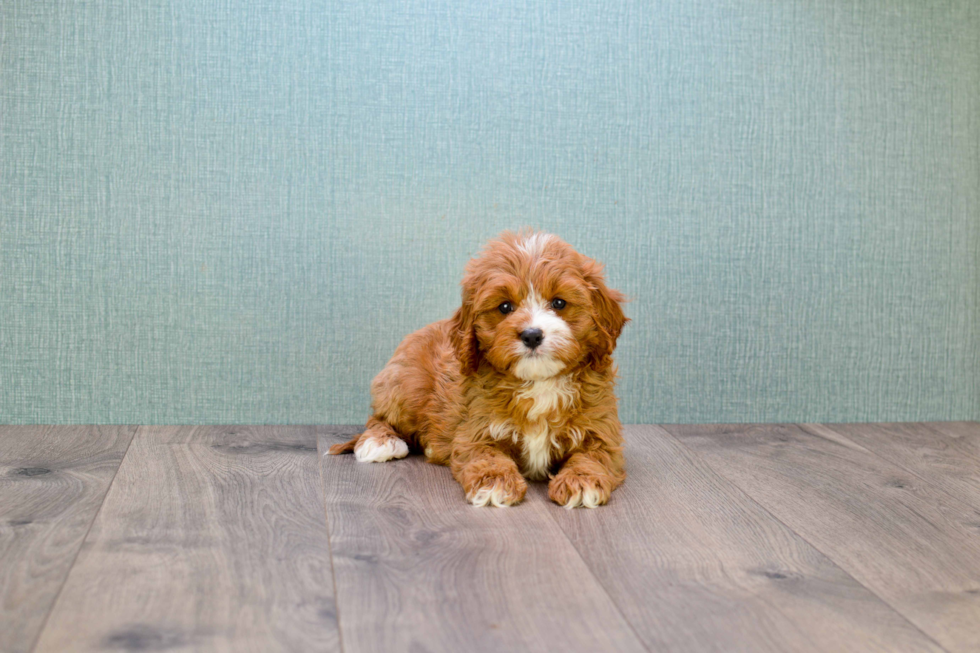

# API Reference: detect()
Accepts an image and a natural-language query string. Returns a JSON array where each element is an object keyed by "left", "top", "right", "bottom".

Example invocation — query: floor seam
[
  {"left": 27, "top": 424, "right": 140, "bottom": 653},
  {"left": 315, "top": 427, "right": 348, "bottom": 653},
  {"left": 537, "top": 492, "right": 654, "bottom": 653}
]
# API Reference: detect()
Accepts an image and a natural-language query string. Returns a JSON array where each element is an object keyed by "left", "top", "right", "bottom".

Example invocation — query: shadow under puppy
[{"left": 329, "top": 230, "right": 629, "bottom": 508}]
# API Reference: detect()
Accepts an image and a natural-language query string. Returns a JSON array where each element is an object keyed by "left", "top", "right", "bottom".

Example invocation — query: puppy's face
[{"left": 451, "top": 232, "right": 627, "bottom": 381}]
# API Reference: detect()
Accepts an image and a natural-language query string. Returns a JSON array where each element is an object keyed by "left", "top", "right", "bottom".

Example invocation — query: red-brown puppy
[{"left": 329, "top": 230, "right": 628, "bottom": 508}]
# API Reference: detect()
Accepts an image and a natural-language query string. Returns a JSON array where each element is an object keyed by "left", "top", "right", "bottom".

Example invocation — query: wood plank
[
  {"left": 33, "top": 426, "right": 340, "bottom": 653},
  {"left": 0, "top": 425, "right": 135, "bottom": 653},
  {"left": 925, "top": 421, "right": 980, "bottom": 462},
  {"left": 317, "top": 426, "right": 646, "bottom": 653},
  {"left": 544, "top": 425, "right": 943, "bottom": 653},
  {"left": 804, "top": 422, "right": 980, "bottom": 512},
  {"left": 666, "top": 423, "right": 980, "bottom": 653}
]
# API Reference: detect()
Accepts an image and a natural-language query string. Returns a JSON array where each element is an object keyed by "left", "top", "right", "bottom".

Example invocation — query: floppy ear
[
  {"left": 449, "top": 302, "right": 481, "bottom": 375},
  {"left": 583, "top": 258, "right": 628, "bottom": 369}
]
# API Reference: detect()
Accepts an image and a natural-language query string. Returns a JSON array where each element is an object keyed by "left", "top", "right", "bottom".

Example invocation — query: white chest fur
[
  {"left": 520, "top": 421, "right": 554, "bottom": 480},
  {"left": 490, "top": 376, "right": 578, "bottom": 480},
  {"left": 517, "top": 376, "right": 576, "bottom": 421}
]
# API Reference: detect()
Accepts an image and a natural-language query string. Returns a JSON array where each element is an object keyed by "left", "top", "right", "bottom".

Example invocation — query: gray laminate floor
[{"left": 2, "top": 423, "right": 979, "bottom": 652}]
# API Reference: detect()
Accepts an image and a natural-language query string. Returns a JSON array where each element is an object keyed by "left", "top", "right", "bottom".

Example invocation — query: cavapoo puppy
[{"left": 329, "top": 230, "right": 628, "bottom": 508}]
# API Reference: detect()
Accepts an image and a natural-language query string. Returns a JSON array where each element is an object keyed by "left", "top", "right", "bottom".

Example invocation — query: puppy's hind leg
[{"left": 327, "top": 416, "right": 409, "bottom": 463}]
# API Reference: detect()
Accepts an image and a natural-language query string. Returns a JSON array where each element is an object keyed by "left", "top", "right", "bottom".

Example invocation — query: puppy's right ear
[{"left": 449, "top": 302, "right": 480, "bottom": 376}]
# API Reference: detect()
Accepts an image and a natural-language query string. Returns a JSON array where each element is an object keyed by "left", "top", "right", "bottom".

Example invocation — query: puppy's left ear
[{"left": 583, "top": 257, "right": 629, "bottom": 368}]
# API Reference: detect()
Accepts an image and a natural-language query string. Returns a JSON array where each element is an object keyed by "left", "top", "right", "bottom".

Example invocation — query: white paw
[
  {"left": 354, "top": 436, "right": 409, "bottom": 463},
  {"left": 468, "top": 482, "right": 514, "bottom": 508},
  {"left": 563, "top": 486, "right": 604, "bottom": 510}
]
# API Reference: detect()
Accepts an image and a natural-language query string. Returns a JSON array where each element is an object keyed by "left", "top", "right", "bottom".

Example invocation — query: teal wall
[{"left": 2, "top": 1, "right": 977, "bottom": 424}]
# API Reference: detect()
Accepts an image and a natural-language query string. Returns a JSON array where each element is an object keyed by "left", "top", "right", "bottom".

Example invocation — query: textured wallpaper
[{"left": 1, "top": 0, "right": 977, "bottom": 424}]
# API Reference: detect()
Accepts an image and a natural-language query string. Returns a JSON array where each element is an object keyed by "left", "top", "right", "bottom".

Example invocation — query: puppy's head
[{"left": 450, "top": 230, "right": 628, "bottom": 381}]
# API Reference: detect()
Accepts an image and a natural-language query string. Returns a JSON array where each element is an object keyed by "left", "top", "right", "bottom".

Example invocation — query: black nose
[{"left": 520, "top": 328, "right": 544, "bottom": 350}]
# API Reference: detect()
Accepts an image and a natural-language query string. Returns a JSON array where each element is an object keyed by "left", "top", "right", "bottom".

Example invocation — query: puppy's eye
[
  {"left": 498, "top": 302, "right": 515, "bottom": 315},
  {"left": 551, "top": 298, "right": 567, "bottom": 310}
]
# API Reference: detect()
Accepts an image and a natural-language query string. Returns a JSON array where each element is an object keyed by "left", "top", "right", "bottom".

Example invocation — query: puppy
[{"left": 329, "top": 230, "right": 628, "bottom": 508}]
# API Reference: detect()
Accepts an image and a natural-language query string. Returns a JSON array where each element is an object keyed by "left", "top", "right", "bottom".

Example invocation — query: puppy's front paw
[
  {"left": 465, "top": 470, "right": 527, "bottom": 508},
  {"left": 548, "top": 472, "right": 612, "bottom": 509}
]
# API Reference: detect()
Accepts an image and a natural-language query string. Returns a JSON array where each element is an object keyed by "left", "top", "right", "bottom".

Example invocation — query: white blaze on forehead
[{"left": 517, "top": 232, "right": 555, "bottom": 258}]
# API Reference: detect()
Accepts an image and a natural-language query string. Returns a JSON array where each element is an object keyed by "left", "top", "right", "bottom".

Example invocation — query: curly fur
[{"left": 329, "top": 229, "right": 629, "bottom": 508}]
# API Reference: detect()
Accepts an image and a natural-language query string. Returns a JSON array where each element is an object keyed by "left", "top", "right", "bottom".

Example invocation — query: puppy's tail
[{"left": 327, "top": 436, "right": 359, "bottom": 455}]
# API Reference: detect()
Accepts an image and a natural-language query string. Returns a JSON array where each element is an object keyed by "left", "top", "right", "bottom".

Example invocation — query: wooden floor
[{"left": 2, "top": 424, "right": 979, "bottom": 652}]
